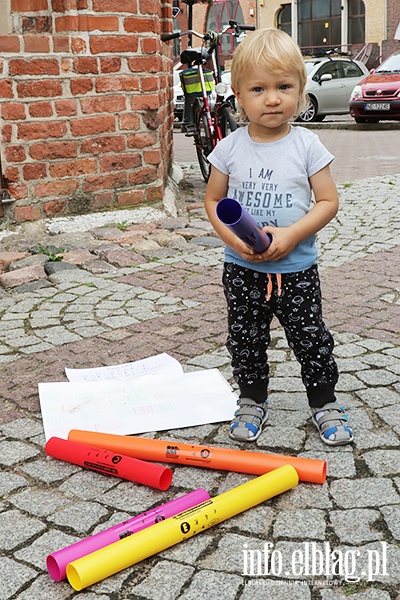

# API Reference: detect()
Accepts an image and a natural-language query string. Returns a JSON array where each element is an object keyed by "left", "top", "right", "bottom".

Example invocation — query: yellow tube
[{"left": 66, "top": 464, "right": 298, "bottom": 590}]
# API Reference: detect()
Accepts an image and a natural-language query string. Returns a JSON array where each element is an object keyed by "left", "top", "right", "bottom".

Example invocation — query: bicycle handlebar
[{"left": 161, "top": 22, "right": 255, "bottom": 43}]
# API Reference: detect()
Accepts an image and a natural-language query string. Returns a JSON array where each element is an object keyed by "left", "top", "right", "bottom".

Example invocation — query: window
[
  {"left": 342, "top": 61, "right": 364, "bottom": 78},
  {"left": 297, "top": 0, "right": 341, "bottom": 48},
  {"left": 206, "top": 0, "right": 245, "bottom": 57},
  {"left": 277, "top": 0, "right": 365, "bottom": 50},
  {"left": 314, "top": 60, "right": 342, "bottom": 80},
  {"left": 348, "top": 0, "right": 365, "bottom": 45}
]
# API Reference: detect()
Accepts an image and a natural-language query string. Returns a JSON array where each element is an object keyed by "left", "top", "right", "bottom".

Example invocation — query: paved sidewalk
[{"left": 0, "top": 164, "right": 399, "bottom": 600}]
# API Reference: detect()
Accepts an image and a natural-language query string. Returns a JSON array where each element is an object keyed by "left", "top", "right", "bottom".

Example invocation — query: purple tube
[
  {"left": 47, "top": 488, "right": 210, "bottom": 581},
  {"left": 216, "top": 197, "right": 272, "bottom": 253}
]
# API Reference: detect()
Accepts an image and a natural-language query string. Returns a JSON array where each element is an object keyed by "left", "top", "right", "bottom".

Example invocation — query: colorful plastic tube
[
  {"left": 47, "top": 488, "right": 210, "bottom": 582},
  {"left": 45, "top": 437, "right": 172, "bottom": 490},
  {"left": 216, "top": 197, "right": 272, "bottom": 252},
  {"left": 66, "top": 464, "right": 298, "bottom": 590},
  {"left": 68, "top": 430, "right": 326, "bottom": 484}
]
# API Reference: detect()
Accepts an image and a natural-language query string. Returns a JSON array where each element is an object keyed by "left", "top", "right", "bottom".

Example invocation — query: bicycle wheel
[
  {"left": 192, "top": 99, "right": 213, "bottom": 182},
  {"left": 218, "top": 105, "right": 238, "bottom": 137}
]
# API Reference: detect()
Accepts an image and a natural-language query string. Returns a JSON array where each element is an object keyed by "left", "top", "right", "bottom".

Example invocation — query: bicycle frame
[{"left": 162, "top": 21, "right": 255, "bottom": 181}]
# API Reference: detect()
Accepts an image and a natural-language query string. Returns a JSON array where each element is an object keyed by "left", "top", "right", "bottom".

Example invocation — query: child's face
[{"left": 233, "top": 67, "right": 302, "bottom": 135}]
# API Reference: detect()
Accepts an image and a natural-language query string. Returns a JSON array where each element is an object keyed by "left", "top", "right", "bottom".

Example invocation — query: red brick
[
  {"left": 129, "top": 166, "right": 157, "bottom": 184},
  {"left": 29, "top": 140, "right": 78, "bottom": 160},
  {"left": 127, "top": 132, "right": 156, "bottom": 148},
  {"left": 13, "top": 205, "right": 42, "bottom": 223},
  {"left": 73, "top": 57, "right": 99, "bottom": 74},
  {"left": 80, "top": 95, "right": 126, "bottom": 114},
  {"left": 1, "top": 102, "right": 26, "bottom": 120},
  {"left": 56, "top": 15, "right": 119, "bottom": 32},
  {"left": 7, "top": 183, "right": 28, "bottom": 199},
  {"left": 0, "top": 80, "right": 13, "bottom": 99},
  {"left": 87, "top": 16, "right": 119, "bottom": 31},
  {"left": 53, "top": 36, "right": 69, "bottom": 52},
  {"left": 99, "top": 153, "right": 141, "bottom": 171},
  {"left": 43, "top": 199, "right": 66, "bottom": 216},
  {"left": 49, "top": 157, "right": 97, "bottom": 178},
  {"left": 12, "top": 0, "right": 48, "bottom": 11},
  {"left": 55, "top": 99, "right": 77, "bottom": 116},
  {"left": 90, "top": 36, "right": 138, "bottom": 54},
  {"left": 141, "top": 37, "right": 160, "bottom": 55},
  {"left": 70, "top": 115, "right": 115, "bottom": 136},
  {"left": 5, "top": 146, "right": 26, "bottom": 162},
  {"left": 21, "top": 15, "right": 52, "bottom": 35},
  {"left": 9, "top": 58, "right": 60, "bottom": 76},
  {"left": 71, "top": 37, "right": 87, "bottom": 54},
  {"left": 4, "top": 166, "right": 20, "bottom": 182},
  {"left": 28, "top": 101, "right": 53, "bottom": 118},
  {"left": 139, "top": 0, "right": 159, "bottom": 14},
  {"left": 34, "top": 179, "right": 79, "bottom": 198},
  {"left": 17, "top": 80, "right": 62, "bottom": 98},
  {"left": 128, "top": 56, "right": 161, "bottom": 73},
  {"left": 0, "top": 36, "right": 20, "bottom": 53},
  {"left": 147, "top": 184, "right": 163, "bottom": 201},
  {"left": 117, "top": 189, "right": 144, "bottom": 207},
  {"left": 70, "top": 78, "right": 93, "bottom": 95},
  {"left": 119, "top": 113, "right": 140, "bottom": 130},
  {"left": 92, "top": 191, "right": 114, "bottom": 209},
  {"left": 18, "top": 120, "right": 67, "bottom": 140},
  {"left": 22, "top": 163, "right": 47, "bottom": 180},
  {"left": 83, "top": 172, "right": 126, "bottom": 192},
  {"left": 144, "top": 149, "right": 161, "bottom": 165},
  {"left": 81, "top": 135, "right": 126, "bottom": 154},
  {"left": 93, "top": 0, "right": 137, "bottom": 12},
  {"left": 52, "top": 0, "right": 84, "bottom": 9},
  {"left": 131, "top": 94, "right": 161, "bottom": 110},
  {"left": 124, "top": 17, "right": 159, "bottom": 34},
  {"left": 141, "top": 76, "right": 159, "bottom": 92},
  {"left": 55, "top": 16, "right": 79, "bottom": 32},
  {"left": 2, "top": 124, "right": 12, "bottom": 142},
  {"left": 95, "top": 75, "right": 139, "bottom": 93},
  {"left": 100, "top": 57, "right": 121, "bottom": 73},
  {"left": 24, "top": 36, "right": 50, "bottom": 53}
]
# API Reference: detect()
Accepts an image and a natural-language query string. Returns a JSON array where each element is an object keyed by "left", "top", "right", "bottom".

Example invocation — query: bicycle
[{"left": 162, "top": 20, "right": 255, "bottom": 182}]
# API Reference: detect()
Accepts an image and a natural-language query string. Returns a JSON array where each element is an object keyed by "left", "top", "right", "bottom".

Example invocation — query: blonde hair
[{"left": 231, "top": 28, "right": 308, "bottom": 121}]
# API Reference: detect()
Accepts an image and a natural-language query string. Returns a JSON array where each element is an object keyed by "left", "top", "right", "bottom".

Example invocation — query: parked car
[
  {"left": 296, "top": 56, "right": 369, "bottom": 122},
  {"left": 173, "top": 70, "right": 185, "bottom": 122},
  {"left": 349, "top": 49, "right": 400, "bottom": 123}
]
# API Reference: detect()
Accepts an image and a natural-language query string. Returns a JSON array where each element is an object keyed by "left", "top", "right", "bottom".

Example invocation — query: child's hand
[
  {"left": 232, "top": 239, "right": 260, "bottom": 261},
  {"left": 259, "top": 226, "right": 299, "bottom": 262}
]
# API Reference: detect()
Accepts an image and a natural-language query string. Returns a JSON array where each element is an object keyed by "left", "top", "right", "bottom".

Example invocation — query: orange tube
[{"left": 68, "top": 430, "right": 326, "bottom": 484}]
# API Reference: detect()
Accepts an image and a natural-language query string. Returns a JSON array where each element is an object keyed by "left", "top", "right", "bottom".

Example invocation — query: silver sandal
[
  {"left": 229, "top": 397, "right": 268, "bottom": 442},
  {"left": 312, "top": 402, "right": 354, "bottom": 446}
]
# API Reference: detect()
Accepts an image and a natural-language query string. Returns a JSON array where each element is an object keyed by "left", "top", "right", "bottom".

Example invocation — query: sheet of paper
[
  {"left": 65, "top": 353, "right": 182, "bottom": 382},
  {"left": 39, "top": 369, "right": 237, "bottom": 441}
]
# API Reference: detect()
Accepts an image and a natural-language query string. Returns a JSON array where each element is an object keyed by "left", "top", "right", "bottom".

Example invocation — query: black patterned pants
[{"left": 222, "top": 262, "right": 338, "bottom": 408}]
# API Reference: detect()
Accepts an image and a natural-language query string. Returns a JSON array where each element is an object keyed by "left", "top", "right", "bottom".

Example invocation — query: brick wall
[
  {"left": 382, "top": 0, "right": 400, "bottom": 59},
  {"left": 0, "top": 0, "right": 175, "bottom": 223}
]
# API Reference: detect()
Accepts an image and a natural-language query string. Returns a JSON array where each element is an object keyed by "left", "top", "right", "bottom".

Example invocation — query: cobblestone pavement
[{"left": 0, "top": 148, "right": 400, "bottom": 599}]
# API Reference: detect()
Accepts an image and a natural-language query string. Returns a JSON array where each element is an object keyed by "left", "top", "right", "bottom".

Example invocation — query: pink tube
[
  {"left": 45, "top": 437, "right": 172, "bottom": 491},
  {"left": 47, "top": 488, "right": 210, "bottom": 581}
]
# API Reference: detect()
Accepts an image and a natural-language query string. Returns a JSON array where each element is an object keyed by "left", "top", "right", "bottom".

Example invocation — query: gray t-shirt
[{"left": 208, "top": 124, "right": 334, "bottom": 274}]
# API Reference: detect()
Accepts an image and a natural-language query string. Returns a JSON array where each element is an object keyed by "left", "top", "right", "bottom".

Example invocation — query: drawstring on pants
[{"left": 266, "top": 273, "right": 282, "bottom": 301}]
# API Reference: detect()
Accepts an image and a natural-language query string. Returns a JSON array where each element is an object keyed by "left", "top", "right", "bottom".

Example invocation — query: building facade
[{"left": 174, "top": 0, "right": 399, "bottom": 62}]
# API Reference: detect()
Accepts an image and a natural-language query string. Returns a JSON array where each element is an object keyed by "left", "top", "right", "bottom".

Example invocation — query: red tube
[
  {"left": 68, "top": 431, "right": 326, "bottom": 484},
  {"left": 46, "top": 437, "right": 172, "bottom": 491}
]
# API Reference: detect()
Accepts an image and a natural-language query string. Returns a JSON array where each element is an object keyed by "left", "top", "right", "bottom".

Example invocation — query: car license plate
[{"left": 364, "top": 102, "right": 390, "bottom": 111}]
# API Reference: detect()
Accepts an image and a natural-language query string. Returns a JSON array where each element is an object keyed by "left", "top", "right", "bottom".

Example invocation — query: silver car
[{"left": 297, "top": 56, "right": 369, "bottom": 122}]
